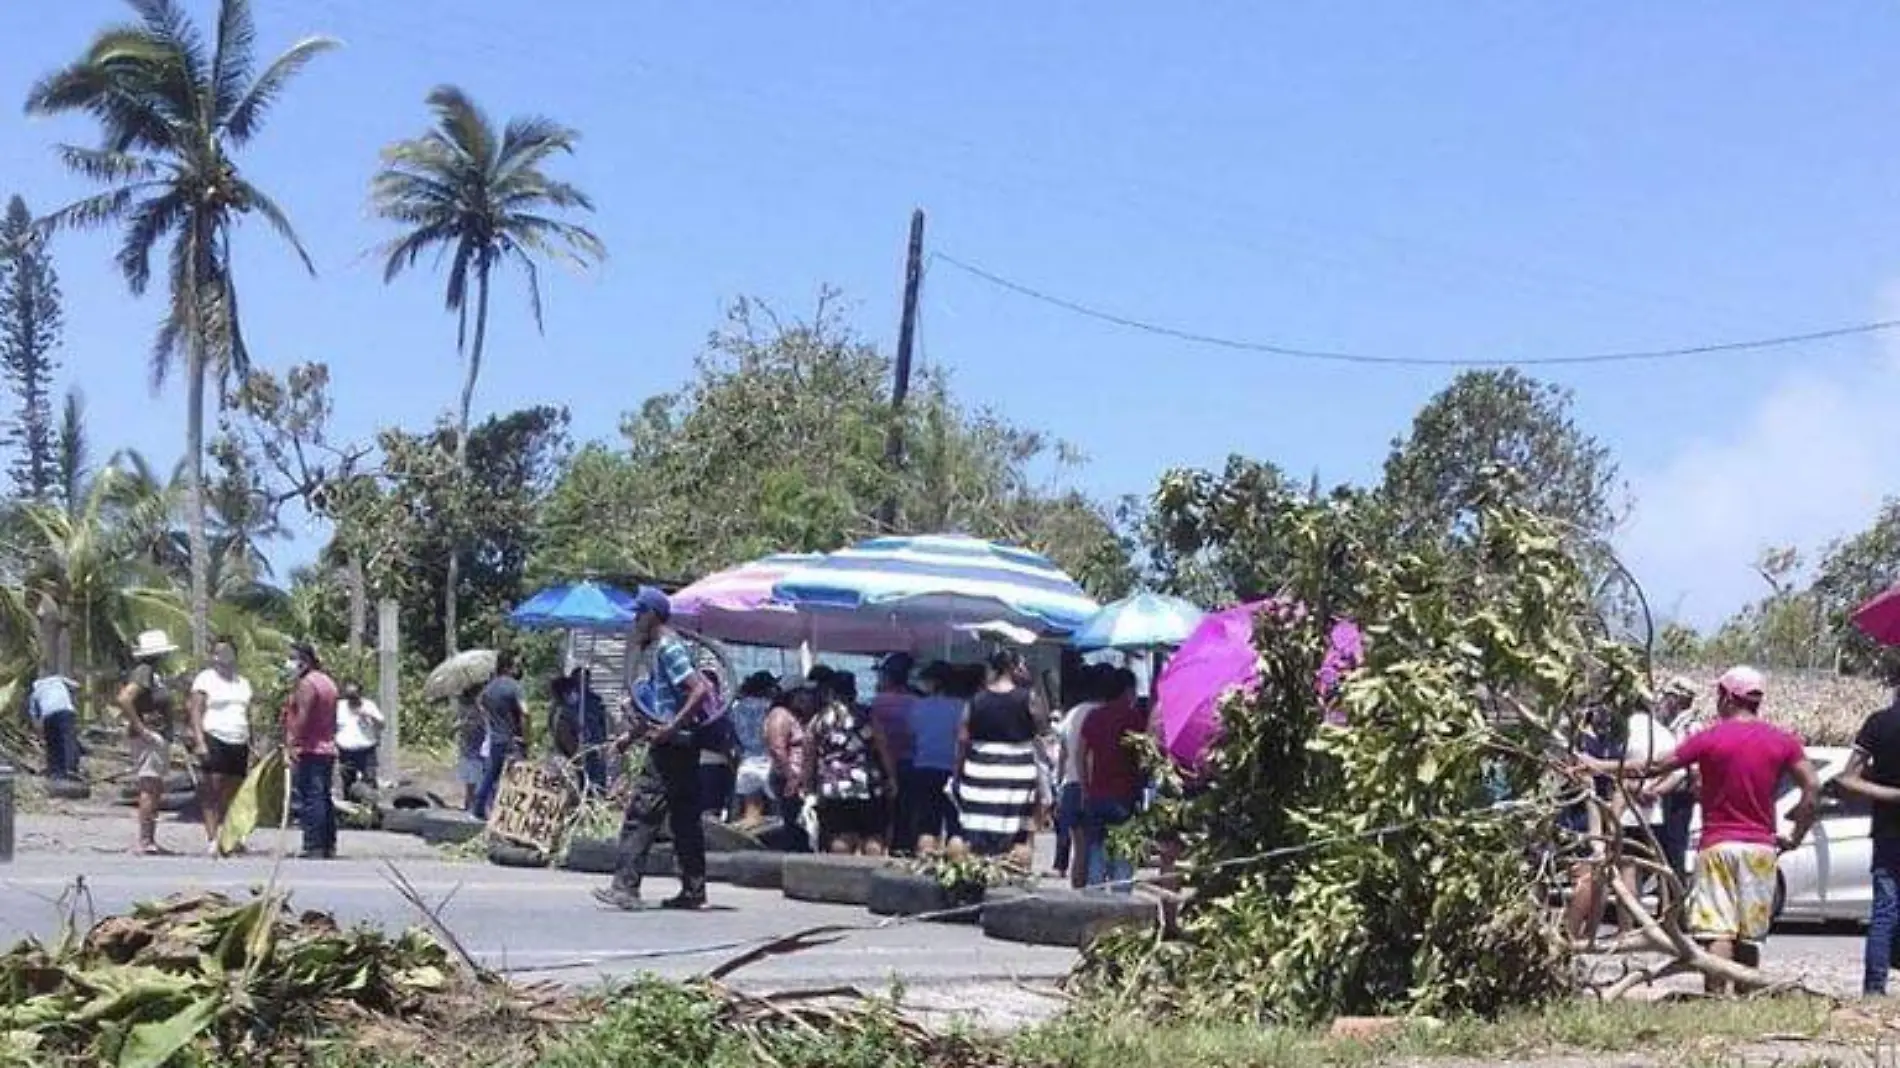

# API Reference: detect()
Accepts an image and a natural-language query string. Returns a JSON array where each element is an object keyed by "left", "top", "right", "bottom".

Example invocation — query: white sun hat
[{"left": 129, "top": 629, "right": 178, "bottom": 660}]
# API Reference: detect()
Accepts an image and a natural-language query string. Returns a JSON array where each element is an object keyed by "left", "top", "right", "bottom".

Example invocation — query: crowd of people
[{"left": 28, "top": 628, "right": 382, "bottom": 860}]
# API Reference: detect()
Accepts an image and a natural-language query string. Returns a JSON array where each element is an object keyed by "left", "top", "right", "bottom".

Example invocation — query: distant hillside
[{"left": 1658, "top": 665, "right": 1890, "bottom": 746}]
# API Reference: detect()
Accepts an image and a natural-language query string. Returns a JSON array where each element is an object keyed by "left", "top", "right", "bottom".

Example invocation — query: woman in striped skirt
[{"left": 955, "top": 649, "right": 1046, "bottom": 858}]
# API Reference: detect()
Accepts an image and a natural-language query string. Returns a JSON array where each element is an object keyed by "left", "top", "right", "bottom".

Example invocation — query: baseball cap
[
  {"left": 1716, "top": 665, "right": 1766, "bottom": 703},
  {"left": 632, "top": 586, "right": 672, "bottom": 621},
  {"left": 1662, "top": 676, "right": 1697, "bottom": 700}
]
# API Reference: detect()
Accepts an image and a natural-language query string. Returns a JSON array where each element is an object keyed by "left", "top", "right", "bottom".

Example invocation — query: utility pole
[{"left": 878, "top": 209, "right": 926, "bottom": 532}]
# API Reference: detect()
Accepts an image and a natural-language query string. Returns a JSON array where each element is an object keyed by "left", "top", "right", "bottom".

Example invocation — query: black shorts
[
  {"left": 817, "top": 798, "right": 887, "bottom": 843},
  {"left": 201, "top": 737, "right": 250, "bottom": 777}
]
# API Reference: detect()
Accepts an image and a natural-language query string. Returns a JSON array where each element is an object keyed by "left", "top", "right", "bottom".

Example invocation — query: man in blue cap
[{"left": 595, "top": 586, "right": 715, "bottom": 911}]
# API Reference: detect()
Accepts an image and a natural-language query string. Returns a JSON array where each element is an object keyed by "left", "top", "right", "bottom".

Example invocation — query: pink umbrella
[
  {"left": 1155, "top": 600, "right": 1362, "bottom": 770},
  {"left": 672, "top": 553, "right": 912, "bottom": 652},
  {"left": 1853, "top": 584, "right": 1900, "bottom": 646}
]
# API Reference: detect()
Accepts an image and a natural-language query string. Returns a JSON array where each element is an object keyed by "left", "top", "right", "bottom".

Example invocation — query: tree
[
  {"left": 1076, "top": 477, "right": 1651, "bottom": 1023},
  {"left": 1383, "top": 370, "right": 1622, "bottom": 551},
  {"left": 371, "top": 85, "right": 604, "bottom": 654},
  {"left": 531, "top": 296, "right": 1134, "bottom": 598},
  {"left": 53, "top": 391, "right": 88, "bottom": 517},
  {"left": 27, "top": 0, "right": 338, "bottom": 656},
  {"left": 0, "top": 196, "right": 63, "bottom": 500},
  {"left": 1140, "top": 455, "right": 1311, "bottom": 606}
]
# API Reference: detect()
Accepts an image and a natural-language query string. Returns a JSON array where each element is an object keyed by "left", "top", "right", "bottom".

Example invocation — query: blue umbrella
[
  {"left": 1070, "top": 592, "right": 1205, "bottom": 652},
  {"left": 772, "top": 533, "right": 1099, "bottom": 640},
  {"left": 508, "top": 581, "right": 638, "bottom": 631}
]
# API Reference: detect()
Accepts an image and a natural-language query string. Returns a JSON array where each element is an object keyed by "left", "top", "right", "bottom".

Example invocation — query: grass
[
  {"left": 316, "top": 984, "right": 1856, "bottom": 1068},
  {"left": 1013, "top": 995, "right": 1839, "bottom": 1067}
]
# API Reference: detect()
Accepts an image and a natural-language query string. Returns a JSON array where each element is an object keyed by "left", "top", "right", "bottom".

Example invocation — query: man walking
[
  {"left": 595, "top": 588, "right": 715, "bottom": 911},
  {"left": 1835, "top": 681, "right": 1900, "bottom": 995},
  {"left": 284, "top": 642, "right": 340, "bottom": 860},
  {"left": 1585, "top": 666, "right": 1817, "bottom": 994},
  {"left": 117, "top": 630, "right": 178, "bottom": 855}
]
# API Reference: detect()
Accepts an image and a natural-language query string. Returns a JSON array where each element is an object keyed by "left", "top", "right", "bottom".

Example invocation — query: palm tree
[
  {"left": 25, "top": 0, "right": 338, "bottom": 657},
  {"left": 371, "top": 86, "right": 604, "bottom": 653}
]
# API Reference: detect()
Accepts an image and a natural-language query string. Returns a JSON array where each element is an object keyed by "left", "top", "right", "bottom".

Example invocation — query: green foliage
[
  {"left": 0, "top": 194, "right": 63, "bottom": 501},
  {"left": 1383, "top": 370, "right": 1622, "bottom": 551},
  {"left": 27, "top": 0, "right": 338, "bottom": 656},
  {"left": 532, "top": 295, "right": 1133, "bottom": 597},
  {"left": 1141, "top": 455, "right": 1311, "bottom": 605},
  {"left": 1077, "top": 471, "right": 1645, "bottom": 1025}
]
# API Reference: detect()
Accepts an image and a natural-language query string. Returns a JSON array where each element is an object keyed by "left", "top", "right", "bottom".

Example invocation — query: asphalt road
[{"left": 0, "top": 843, "right": 1081, "bottom": 994}]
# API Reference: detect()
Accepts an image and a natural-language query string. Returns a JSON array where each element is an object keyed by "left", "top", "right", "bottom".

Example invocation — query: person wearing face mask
[{"left": 190, "top": 636, "right": 254, "bottom": 855}]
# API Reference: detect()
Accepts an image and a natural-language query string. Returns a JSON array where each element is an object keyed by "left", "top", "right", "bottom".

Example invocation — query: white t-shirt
[
  {"left": 336, "top": 698, "right": 384, "bottom": 752},
  {"left": 1057, "top": 702, "right": 1100, "bottom": 786},
  {"left": 191, "top": 670, "right": 253, "bottom": 745},
  {"left": 1619, "top": 712, "right": 1678, "bottom": 828}
]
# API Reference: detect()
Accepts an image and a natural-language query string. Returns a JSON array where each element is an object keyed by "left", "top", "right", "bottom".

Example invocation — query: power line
[{"left": 934, "top": 252, "right": 1900, "bottom": 368}]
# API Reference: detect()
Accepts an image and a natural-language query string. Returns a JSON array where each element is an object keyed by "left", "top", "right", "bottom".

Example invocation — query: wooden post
[
  {"left": 877, "top": 208, "right": 926, "bottom": 532},
  {"left": 376, "top": 598, "right": 399, "bottom": 785}
]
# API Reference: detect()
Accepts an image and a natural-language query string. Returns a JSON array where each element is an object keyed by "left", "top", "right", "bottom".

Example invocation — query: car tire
[
  {"left": 385, "top": 785, "right": 445, "bottom": 811},
  {"left": 723, "top": 852, "right": 787, "bottom": 890},
  {"left": 383, "top": 808, "right": 427, "bottom": 836},
  {"left": 45, "top": 778, "right": 92, "bottom": 801},
  {"left": 781, "top": 855, "right": 891, "bottom": 906},
  {"left": 418, "top": 810, "right": 486, "bottom": 846},
  {"left": 980, "top": 889, "right": 1160, "bottom": 949},
  {"left": 488, "top": 840, "right": 550, "bottom": 868},
  {"left": 866, "top": 869, "right": 984, "bottom": 923},
  {"left": 560, "top": 837, "right": 621, "bottom": 874}
]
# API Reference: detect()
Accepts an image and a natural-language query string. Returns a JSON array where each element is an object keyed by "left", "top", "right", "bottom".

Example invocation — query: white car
[
  {"left": 1677, "top": 746, "right": 1868, "bottom": 925},
  {"left": 1755, "top": 746, "right": 1870, "bottom": 925}
]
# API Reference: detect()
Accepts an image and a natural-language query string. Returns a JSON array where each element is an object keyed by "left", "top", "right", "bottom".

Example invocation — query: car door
[{"left": 1815, "top": 778, "right": 1874, "bottom": 920}]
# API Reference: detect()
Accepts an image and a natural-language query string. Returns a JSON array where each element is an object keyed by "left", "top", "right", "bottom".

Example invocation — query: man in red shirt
[
  {"left": 284, "top": 642, "right": 341, "bottom": 860},
  {"left": 1586, "top": 666, "right": 1817, "bottom": 993},
  {"left": 1079, "top": 667, "right": 1146, "bottom": 892}
]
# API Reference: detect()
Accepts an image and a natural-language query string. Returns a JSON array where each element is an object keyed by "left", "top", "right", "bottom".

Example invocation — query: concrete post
[{"left": 376, "top": 598, "right": 399, "bottom": 785}]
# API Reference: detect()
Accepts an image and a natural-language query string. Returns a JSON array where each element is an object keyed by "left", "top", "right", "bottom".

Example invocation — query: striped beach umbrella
[
  {"left": 1070, "top": 592, "right": 1205, "bottom": 652},
  {"left": 772, "top": 533, "right": 1100, "bottom": 639},
  {"left": 671, "top": 553, "right": 912, "bottom": 652}
]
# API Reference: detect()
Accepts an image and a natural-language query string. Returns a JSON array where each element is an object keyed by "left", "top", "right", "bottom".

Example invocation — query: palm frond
[
  {"left": 507, "top": 244, "right": 545, "bottom": 332},
  {"left": 504, "top": 214, "right": 606, "bottom": 265},
  {"left": 127, "top": 0, "right": 208, "bottom": 77},
  {"left": 234, "top": 179, "right": 314, "bottom": 275},
  {"left": 53, "top": 144, "right": 164, "bottom": 184},
  {"left": 498, "top": 179, "right": 594, "bottom": 212},
  {"left": 424, "top": 85, "right": 497, "bottom": 169},
  {"left": 39, "top": 186, "right": 156, "bottom": 235},
  {"left": 210, "top": 0, "right": 257, "bottom": 123},
  {"left": 375, "top": 221, "right": 457, "bottom": 283},
  {"left": 116, "top": 188, "right": 189, "bottom": 295},
  {"left": 494, "top": 114, "right": 579, "bottom": 176},
  {"left": 26, "top": 31, "right": 185, "bottom": 153},
  {"left": 224, "top": 35, "right": 339, "bottom": 144}
]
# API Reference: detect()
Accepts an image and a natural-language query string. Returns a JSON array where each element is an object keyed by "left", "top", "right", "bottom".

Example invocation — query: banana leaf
[
  {"left": 116, "top": 994, "right": 219, "bottom": 1068},
  {"left": 219, "top": 750, "right": 288, "bottom": 855}
]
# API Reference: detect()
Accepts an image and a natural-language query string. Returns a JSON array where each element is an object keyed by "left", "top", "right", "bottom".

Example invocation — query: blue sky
[{"left": 4, "top": 1, "right": 1900, "bottom": 628}]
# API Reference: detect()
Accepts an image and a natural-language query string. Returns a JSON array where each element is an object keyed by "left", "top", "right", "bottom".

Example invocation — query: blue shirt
[
  {"left": 907, "top": 696, "right": 964, "bottom": 772},
  {"left": 729, "top": 697, "right": 771, "bottom": 761},
  {"left": 27, "top": 676, "right": 75, "bottom": 723},
  {"left": 635, "top": 635, "right": 699, "bottom": 725}
]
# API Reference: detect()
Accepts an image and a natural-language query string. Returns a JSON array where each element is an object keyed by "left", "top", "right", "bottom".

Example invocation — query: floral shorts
[{"left": 1688, "top": 842, "right": 1778, "bottom": 945}]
